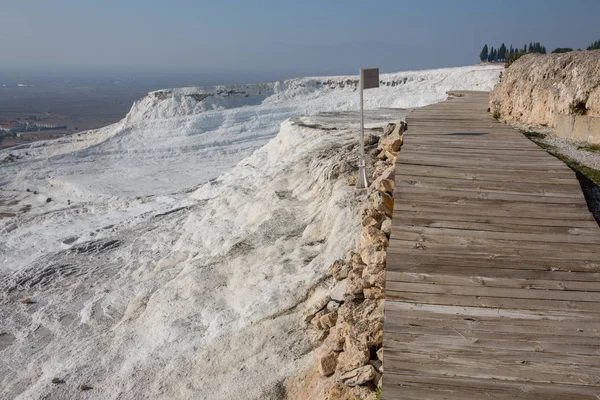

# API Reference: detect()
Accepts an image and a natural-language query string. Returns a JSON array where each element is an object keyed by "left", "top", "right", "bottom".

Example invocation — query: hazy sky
[{"left": 1, "top": 0, "right": 599, "bottom": 80}]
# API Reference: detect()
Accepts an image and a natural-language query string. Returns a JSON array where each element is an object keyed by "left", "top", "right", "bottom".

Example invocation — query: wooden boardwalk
[{"left": 382, "top": 91, "right": 600, "bottom": 399}]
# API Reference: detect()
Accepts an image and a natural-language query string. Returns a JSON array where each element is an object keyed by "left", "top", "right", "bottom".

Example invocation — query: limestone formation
[
  {"left": 490, "top": 51, "right": 600, "bottom": 127},
  {"left": 295, "top": 119, "right": 404, "bottom": 398}
]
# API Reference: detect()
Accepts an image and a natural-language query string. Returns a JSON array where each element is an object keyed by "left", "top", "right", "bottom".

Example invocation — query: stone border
[
  {"left": 555, "top": 114, "right": 600, "bottom": 144},
  {"left": 292, "top": 121, "right": 405, "bottom": 400}
]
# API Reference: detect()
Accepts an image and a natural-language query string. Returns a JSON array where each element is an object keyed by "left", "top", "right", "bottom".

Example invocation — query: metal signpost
[{"left": 357, "top": 68, "right": 379, "bottom": 189}]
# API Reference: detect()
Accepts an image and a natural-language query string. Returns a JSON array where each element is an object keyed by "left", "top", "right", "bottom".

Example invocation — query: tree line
[
  {"left": 480, "top": 39, "right": 600, "bottom": 63},
  {"left": 479, "top": 42, "right": 546, "bottom": 63}
]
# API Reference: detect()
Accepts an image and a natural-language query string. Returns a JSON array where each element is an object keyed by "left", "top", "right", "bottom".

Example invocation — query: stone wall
[
  {"left": 555, "top": 115, "right": 600, "bottom": 144},
  {"left": 489, "top": 50, "right": 600, "bottom": 131},
  {"left": 285, "top": 121, "right": 406, "bottom": 400}
]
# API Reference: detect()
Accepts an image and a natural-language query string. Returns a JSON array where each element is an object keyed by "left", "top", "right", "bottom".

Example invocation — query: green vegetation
[
  {"left": 479, "top": 44, "right": 488, "bottom": 62},
  {"left": 522, "top": 131, "right": 600, "bottom": 185},
  {"left": 588, "top": 40, "right": 600, "bottom": 50},
  {"left": 522, "top": 131, "right": 547, "bottom": 140},
  {"left": 576, "top": 143, "right": 600, "bottom": 153},
  {"left": 492, "top": 110, "right": 501, "bottom": 120},
  {"left": 573, "top": 102, "right": 588, "bottom": 116},
  {"left": 482, "top": 39, "right": 599, "bottom": 67},
  {"left": 20, "top": 204, "right": 32, "bottom": 213},
  {"left": 523, "top": 131, "right": 552, "bottom": 150},
  {"left": 505, "top": 52, "right": 525, "bottom": 68},
  {"left": 555, "top": 153, "right": 600, "bottom": 186},
  {"left": 376, "top": 387, "right": 381, "bottom": 399}
]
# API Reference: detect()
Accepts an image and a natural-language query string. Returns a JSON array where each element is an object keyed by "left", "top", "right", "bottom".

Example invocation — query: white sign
[{"left": 361, "top": 68, "right": 380, "bottom": 90}]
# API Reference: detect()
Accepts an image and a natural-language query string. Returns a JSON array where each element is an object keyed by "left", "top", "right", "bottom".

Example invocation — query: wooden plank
[
  {"left": 394, "top": 186, "right": 587, "bottom": 204},
  {"left": 386, "top": 268, "right": 600, "bottom": 288},
  {"left": 382, "top": 374, "right": 600, "bottom": 400},
  {"left": 391, "top": 210, "right": 599, "bottom": 228},
  {"left": 390, "top": 226, "right": 600, "bottom": 244},
  {"left": 386, "top": 253, "right": 599, "bottom": 273},
  {"left": 384, "top": 352, "right": 600, "bottom": 387},
  {"left": 382, "top": 91, "right": 600, "bottom": 399},
  {"left": 386, "top": 281, "right": 600, "bottom": 302},
  {"left": 387, "top": 240, "right": 600, "bottom": 260},
  {"left": 383, "top": 312, "right": 600, "bottom": 341}
]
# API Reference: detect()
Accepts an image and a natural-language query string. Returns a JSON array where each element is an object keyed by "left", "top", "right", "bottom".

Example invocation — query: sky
[{"left": 1, "top": 0, "right": 599, "bottom": 83}]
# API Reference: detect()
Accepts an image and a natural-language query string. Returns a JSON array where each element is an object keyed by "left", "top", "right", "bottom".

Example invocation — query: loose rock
[
  {"left": 337, "top": 337, "right": 370, "bottom": 374},
  {"left": 346, "top": 273, "right": 365, "bottom": 296},
  {"left": 329, "top": 279, "right": 347, "bottom": 302},
  {"left": 361, "top": 216, "right": 381, "bottom": 230},
  {"left": 327, "top": 260, "right": 349, "bottom": 280},
  {"left": 359, "top": 226, "right": 389, "bottom": 250},
  {"left": 326, "top": 301, "right": 340, "bottom": 312},
  {"left": 364, "top": 133, "right": 379, "bottom": 146},
  {"left": 383, "top": 123, "right": 396, "bottom": 136},
  {"left": 376, "top": 179, "right": 394, "bottom": 193},
  {"left": 358, "top": 244, "right": 386, "bottom": 266},
  {"left": 303, "top": 295, "right": 331, "bottom": 323},
  {"left": 369, "top": 191, "right": 394, "bottom": 216},
  {"left": 380, "top": 165, "right": 395, "bottom": 181},
  {"left": 364, "top": 287, "right": 385, "bottom": 300},
  {"left": 314, "top": 345, "right": 339, "bottom": 376},
  {"left": 338, "top": 364, "right": 377, "bottom": 386},
  {"left": 381, "top": 218, "right": 392, "bottom": 236},
  {"left": 324, "top": 325, "right": 345, "bottom": 352},
  {"left": 319, "top": 311, "right": 338, "bottom": 329},
  {"left": 370, "top": 359, "right": 383, "bottom": 373},
  {"left": 311, "top": 309, "right": 328, "bottom": 329}
]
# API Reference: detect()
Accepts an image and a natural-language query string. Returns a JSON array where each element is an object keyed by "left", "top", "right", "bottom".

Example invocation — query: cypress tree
[
  {"left": 479, "top": 44, "right": 489, "bottom": 62},
  {"left": 499, "top": 43, "right": 507, "bottom": 60}
]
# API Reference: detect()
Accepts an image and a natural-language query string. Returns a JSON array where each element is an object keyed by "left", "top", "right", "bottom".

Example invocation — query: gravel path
[
  {"left": 542, "top": 135, "right": 600, "bottom": 170},
  {"left": 508, "top": 121, "right": 600, "bottom": 223}
]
